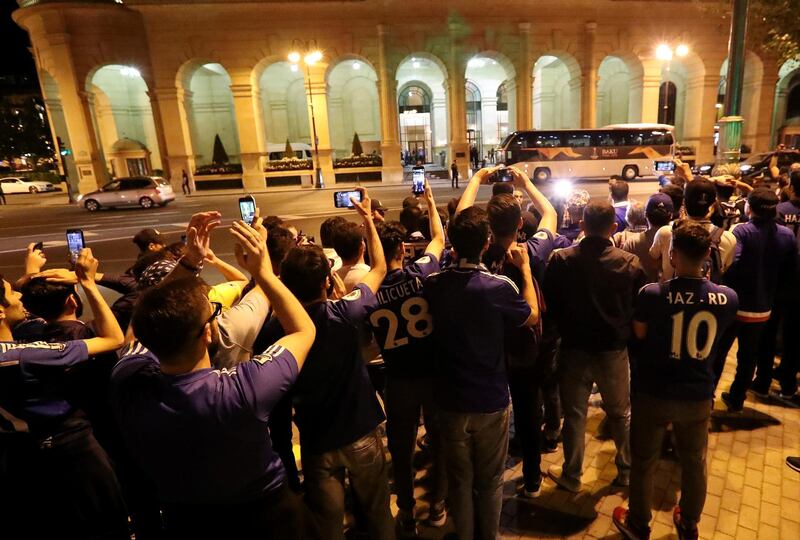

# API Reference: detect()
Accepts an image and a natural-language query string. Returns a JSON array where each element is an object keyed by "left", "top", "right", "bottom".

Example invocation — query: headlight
[
  {"left": 553, "top": 179, "right": 573, "bottom": 200},
  {"left": 75, "top": 194, "right": 84, "bottom": 202},
  {"left": 740, "top": 164, "right": 752, "bottom": 172},
  {"left": 700, "top": 165, "right": 712, "bottom": 173}
]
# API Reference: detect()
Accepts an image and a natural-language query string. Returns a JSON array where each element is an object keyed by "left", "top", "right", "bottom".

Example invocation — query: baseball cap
[
  {"left": 748, "top": 187, "right": 778, "bottom": 215},
  {"left": 138, "top": 259, "right": 177, "bottom": 289},
  {"left": 371, "top": 199, "right": 387, "bottom": 213},
  {"left": 133, "top": 228, "right": 165, "bottom": 251},
  {"left": 645, "top": 193, "right": 675, "bottom": 220},
  {"left": 684, "top": 178, "right": 717, "bottom": 217}
]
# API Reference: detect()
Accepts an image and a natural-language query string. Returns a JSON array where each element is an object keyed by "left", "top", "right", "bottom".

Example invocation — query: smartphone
[
  {"left": 488, "top": 165, "right": 512, "bottom": 183},
  {"left": 412, "top": 167, "right": 425, "bottom": 195},
  {"left": 654, "top": 160, "right": 676, "bottom": 173},
  {"left": 333, "top": 190, "right": 362, "bottom": 209},
  {"left": 238, "top": 195, "right": 256, "bottom": 225},
  {"left": 66, "top": 229, "right": 85, "bottom": 264},
  {"left": 33, "top": 241, "right": 44, "bottom": 252}
]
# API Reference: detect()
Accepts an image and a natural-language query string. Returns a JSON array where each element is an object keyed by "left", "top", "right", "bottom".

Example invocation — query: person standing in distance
[
  {"left": 613, "top": 224, "right": 738, "bottom": 540},
  {"left": 451, "top": 160, "right": 460, "bottom": 189}
]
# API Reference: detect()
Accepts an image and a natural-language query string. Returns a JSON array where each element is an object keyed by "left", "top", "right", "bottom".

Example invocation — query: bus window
[
  {"left": 644, "top": 130, "right": 672, "bottom": 146},
  {"left": 565, "top": 132, "right": 592, "bottom": 147},
  {"left": 534, "top": 132, "right": 562, "bottom": 148},
  {"left": 592, "top": 131, "right": 620, "bottom": 147}
]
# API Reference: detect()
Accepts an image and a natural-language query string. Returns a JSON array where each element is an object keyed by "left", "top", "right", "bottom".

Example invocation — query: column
[
  {"left": 515, "top": 22, "right": 533, "bottom": 131},
  {"left": 304, "top": 62, "right": 336, "bottom": 186},
  {"left": 481, "top": 95, "right": 499, "bottom": 147},
  {"left": 581, "top": 22, "right": 597, "bottom": 128},
  {"left": 448, "top": 21, "right": 469, "bottom": 178},
  {"left": 150, "top": 86, "right": 196, "bottom": 190},
  {"left": 751, "top": 61, "right": 780, "bottom": 152},
  {"left": 640, "top": 58, "right": 662, "bottom": 123},
  {"left": 772, "top": 87, "right": 789, "bottom": 148},
  {"left": 377, "top": 24, "right": 403, "bottom": 183},
  {"left": 230, "top": 77, "right": 267, "bottom": 191},
  {"left": 45, "top": 34, "right": 107, "bottom": 193},
  {"left": 684, "top": 74, "right": 722, "bottom": 163},
  {"left": 505, "top": 79, "right": 518, "bottom": 133}
]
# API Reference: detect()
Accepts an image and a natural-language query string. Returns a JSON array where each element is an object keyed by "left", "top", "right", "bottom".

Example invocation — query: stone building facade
[{"left": 13, "top": 0, "right": 799, "bottom": 193}]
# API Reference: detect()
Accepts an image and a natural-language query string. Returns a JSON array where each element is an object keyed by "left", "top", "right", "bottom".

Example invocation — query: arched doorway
[
  {"left": 465, "top": 53, "right": 516, "bottom": 161},
  {"left": 597, "top": 55, "right": 641, "bottom": 126},
  {"left": 257, "top": 61, "right": 312, "bottom": 158},
  {"left": 773, "top": 59, "right": 800, "bottom": 147},
  {"left": 182, "top": 62, "right": 240, "bottom": 167},
  {"left": 532, "top": 54, "right": 581, "bottom": 129},
  {"left": 396, "top": 55, "right": 448, "bottom": 165},
  {"left": 327, "top": 59, "right": 381, "bottom": 158},
  {"left": 88, "top": 64, "right": 162, "bottom": 175}
]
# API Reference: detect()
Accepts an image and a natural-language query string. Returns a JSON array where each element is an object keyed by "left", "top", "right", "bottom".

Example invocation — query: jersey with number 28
[
  {"left": 368, "top": 253, "right": 439, "bottom": 378},
  {"left": 633, "top": 277, "right": 738, "bottom": 401}
]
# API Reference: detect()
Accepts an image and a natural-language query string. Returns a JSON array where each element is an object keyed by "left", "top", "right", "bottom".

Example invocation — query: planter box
[
  {"left": 333, "top": 166, "right": 382, "bottom": 183},
  {"left": 264, "top": 170, "right": 312, "bottom": 187},
  {"left": 194, "top": 174, "right": 243, "bottom": 190}
]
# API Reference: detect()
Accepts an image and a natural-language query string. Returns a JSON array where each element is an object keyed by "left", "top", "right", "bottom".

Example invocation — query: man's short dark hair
[
  {"left": 280, "top": 245, "right": 331, "bottom": 303},
  {"left": 131, "top": 249, "right": 173, "bottom": 281},
  {"left": 715, "top": 183, "right": 735, "bottom": 200},
  {"left": 492, "top": 182, "right": 514, "bottom": 196},
  {"left": 332, "top": 221, "right": 363, "bottom": 261},
  {"left": 320, "top": 216, "right": 347, "bottom": 248},
  {"left": 609, "top": 179, "right": 629, "bottom": 202},
  {"left": 262, "top": 216, "right": 284, "bottom": 232},
  {"left": 487, "top": 194, "right": 522, "bottom": 237},
  {"left": 377, "top": 221, "right": 407, "bottom": 262},
  {"left": 132, "top": 277, "right": 211, "bottom": 361},
  {"left": 582, "top": 200, "right": 616, "bottom": 236},
  {"left": 790, "top": 170, "right": 800, "bottom": 196},
  {"left": 267, "top": 226, "right": 296, "bottom": 271},
  {"left": 684, "top": 178, "right": 717, "bottom": 218},
  {"left": 400, "top": 205, "right": 423, "bottom": 233},
  {"left": 748, "top": 187, "right": 779, "bottom": 221},
  {"left": 21, "top": 278, "right": 79, "bottom": 321},
  {"left": 0, "top": 275, "right": 8, "bottom": 308},
  {"left": 672, "top": 223, "right": 711, "bottom": 263},
  {"left": 659, "top": 183, "right": 684, "bottom": 217},
  {"left": 402, "top": 196, "right": 420, "bottom": 209},
  {"left": 418, "top": 209, "right": 445, "bottom": 240},
  {"left": 449, "top": 207, "right": 490, "bottom": 260}
]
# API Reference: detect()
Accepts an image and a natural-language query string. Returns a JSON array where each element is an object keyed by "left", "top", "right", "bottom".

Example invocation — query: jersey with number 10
[
  {"left": 633, "top": 277, "right": 738, "bottom": 401},
  {"left": 368, "top": 254, "right": 439, "bottom": 379}
]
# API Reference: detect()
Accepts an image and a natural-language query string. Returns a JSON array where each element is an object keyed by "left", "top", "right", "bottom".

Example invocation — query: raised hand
[
  {"left": 185, "top": 211, "right": 222, "bottom": 266},
  {"left": 74, "top": 248, "right": 99, "bottom": 285},
  {"left": 351, "top": 187, "right": 371, "bottom": 220},
  {"left": 25, "top": 242, "right": 47, "bottom": 274},
  {"left": 506, "top": 243, "right": 530, "bottom": 270},
  {"left": 230, "top": 213, "right": 270, "bottom": 277}
]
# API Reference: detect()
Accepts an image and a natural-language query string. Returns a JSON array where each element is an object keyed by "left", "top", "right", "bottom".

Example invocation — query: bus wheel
[
  {"left": 622, "top": 165, "right": 638, "bottom": 180},
  {"left": 534, "top": 167, "right": 551, "bottom": 183}
]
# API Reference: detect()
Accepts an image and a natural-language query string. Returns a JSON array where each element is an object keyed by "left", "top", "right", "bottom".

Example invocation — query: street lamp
[
  {"left": 655, "top": 43, "right": 689, "bottom": 125},
  {"left": 289, "top": 40, "right": 325, "bottom": 188}
]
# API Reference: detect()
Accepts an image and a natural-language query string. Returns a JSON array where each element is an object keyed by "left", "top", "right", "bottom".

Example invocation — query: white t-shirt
[
  {"left": 214, "top": 288, "right": 270, "bottom": 370},
  {"left": 649, "top": 219, "right": 737, "bottom": 282},
  {"left": 337, "top": 263, "right": 371, "bottom": 293}
]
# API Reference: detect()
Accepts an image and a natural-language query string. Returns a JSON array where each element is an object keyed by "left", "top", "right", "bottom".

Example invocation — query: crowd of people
[{"left": 1, "top": 157, "right": 799, "bottom": 540}]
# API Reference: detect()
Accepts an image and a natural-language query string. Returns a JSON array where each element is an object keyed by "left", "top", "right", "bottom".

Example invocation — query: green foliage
[
  {"left": 351, "top": 132, "right": 364, "bottom": 156},
  {"left": 211, "top": 134, "right": 229, "bottom": 164},
  {"left": 749, "top": 0, "right": 800, "bottom": 62}
]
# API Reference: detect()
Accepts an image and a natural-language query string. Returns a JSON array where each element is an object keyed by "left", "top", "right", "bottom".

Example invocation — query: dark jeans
[
  {"left": 628, "top": 394, "right": 710, "bottom": 531},
  {"left": 162, "top": 482, "right": 318, "bottom": 539},
  {"left": 1, "top": 424, "right": 129, "bottom": 539},
  {"left": 302, "top": 428, "right": 394, "bottom": 540},
  {"left": 385, "top": 376, "right": 446, "bottom": 512},
  {"left": 717, "top": 321, "right": 768, "bottom": 406},
  {"left": 508, "top": 365, "right": 544, "bottom": 489},
  {"left": 451, "top": 175, "right": 459, "bottom": 188},
  {"left": 440, "top": 406, "right": 510, "bottom": 540},
  {"left": 539, "top": 336, "right": 562, "bottom": 439},
  {"left": 558, "top": 348, "right": 631, "bottom": 489},
  {"left": 269, "top": 393, "right": 301, "bottom": 491}
]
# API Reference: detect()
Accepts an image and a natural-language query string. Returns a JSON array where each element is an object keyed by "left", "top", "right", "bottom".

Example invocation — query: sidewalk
[
  {"left": 353, "top": 343, "right": 800, "bottom": 539},
  {"left": 0, "top": 191, "right": 72, "bottom": 207}
]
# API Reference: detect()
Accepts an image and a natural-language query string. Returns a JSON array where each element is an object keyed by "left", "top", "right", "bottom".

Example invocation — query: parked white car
[{"left": 0, "top": 176, "right": 57, "bottom": 194}]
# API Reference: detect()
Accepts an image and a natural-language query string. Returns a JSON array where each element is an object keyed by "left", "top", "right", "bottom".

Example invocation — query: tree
[
  {"left": 710, "top": 0, "right": 800, "bottom": 63},
  {"left": 351, "top": 132, "right": 363, "bottom": 156},
  {"left": 211, "top": 134, "right": 229, "bottom": 164},
  {"left": 284, "top": 138, "right": 294, "bottom": 159}
]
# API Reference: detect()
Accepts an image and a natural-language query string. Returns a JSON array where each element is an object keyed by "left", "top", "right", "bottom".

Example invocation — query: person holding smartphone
[{"left": 0, "top": 249, "right": 127, "bottom": 539}]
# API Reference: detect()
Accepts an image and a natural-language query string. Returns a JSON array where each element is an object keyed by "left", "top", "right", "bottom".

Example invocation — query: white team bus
[{"left": 495, "top": 123, "right": 675, "bottom": 182}]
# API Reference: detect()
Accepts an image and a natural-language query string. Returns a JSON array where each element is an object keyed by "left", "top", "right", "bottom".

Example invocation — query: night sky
[{"left": 1, "top": 2, "right": 35, "bottom": 77}]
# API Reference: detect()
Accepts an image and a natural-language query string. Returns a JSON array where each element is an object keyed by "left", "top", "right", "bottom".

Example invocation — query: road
[{"left": 0, "top": 178, "right": 661, "bottom": 283}]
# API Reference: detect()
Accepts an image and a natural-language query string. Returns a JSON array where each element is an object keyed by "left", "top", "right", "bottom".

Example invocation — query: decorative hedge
[
  {"left": 333, "top": 155, "right": 383, "bottom": 168},
  {"left": 264, "top": 159, "right": 313, "bottom": 172},
  {"left": 195, "top": 163, "right": 243, "bottom": 176}
]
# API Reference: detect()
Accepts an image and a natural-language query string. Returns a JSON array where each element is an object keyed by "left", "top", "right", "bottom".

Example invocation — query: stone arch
[
  {"left": 175, "top": 60, "right": 240, "bottom": 167},
  {"left": 396, "top": 54, "right": 449, "bottom": 164},
  {"left": 532, "top": 51, "right": 581, "bottom": 129},
  {"left": 597, "top": 53, "right": 644, "bottom": 126},
  {"left": 85, "top": 64, "right": 163, "bottom": 175},
  {"left": 465, "top": 51, "right": 517, "bottom": 151},
  {"left": 257, "top": 60, "right": 312, "bottom": 156},
  {"left": 326, "top": 56, "right": 381, "bottom": 158},
  {"left": 772, "top": 59, "right": 800, "bottom": 147},
  {"left": 720, "top": 51, "right": 764, "bottom": 148}
]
